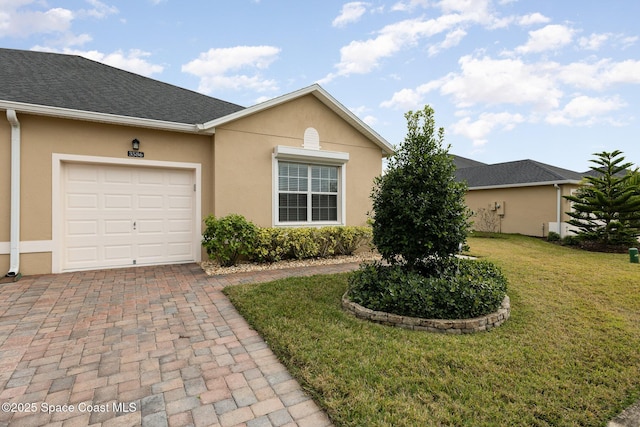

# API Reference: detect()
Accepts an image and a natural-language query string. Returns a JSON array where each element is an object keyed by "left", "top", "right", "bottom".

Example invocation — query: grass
[{"left": 223, "top": 234, "right": 640, "bottom": 426}]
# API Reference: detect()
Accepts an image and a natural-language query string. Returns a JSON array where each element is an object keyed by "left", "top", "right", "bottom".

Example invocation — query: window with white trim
[{"left": 278, "top": 162, "right": 339, "bottom": 223}]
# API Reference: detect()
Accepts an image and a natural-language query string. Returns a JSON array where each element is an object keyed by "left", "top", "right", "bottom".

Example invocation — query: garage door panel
[
  {"left": 67, "top": 194, "right": 99, "bottom": 209},
  {"left": 167, "top": 242, "right": 193, "bottom": 257},
  {"left": 138, "top": 195, "right": 164, "bottom": 209},
  {"left": 104, "top": 194, "right": 133, "bottom": 209},
  {"left": 168, "top": 171, "right": 192, "bottom": 185},
  {"left": 62, "top": 163, "right": 196, "bottom": 272},
  {"left": 104, "top": 168, "right": 133, "bottom": 184},
  {"left": 169, "top": 219, "right": 192, "bottom": 233},
  {"left": 104, "top": 220, "right": 132, "bottom": 235},
  {"left": 104, "top": 245, "right": 133, "bottom": 261},
  {"left": 67, "top": 220, "right": 98, "bottom": 236},
  {"left": 138, "top": 220, "right": 164, "bottom": 234},
  {"left": 67, "top": 246, "right": 99, "bottom": 263},
  {"left": 138, "top": 169, "right": 164, "bottom": 185},
  {"left": 168, "top": 195, "right": 192, "bottom": 209},
  {"left": 67, "top": 165, "right": 98, "bottom": 182}
]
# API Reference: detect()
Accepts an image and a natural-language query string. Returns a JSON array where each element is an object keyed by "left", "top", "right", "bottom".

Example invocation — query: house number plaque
[{"left": 128, "top": 151, "right": 144, "bottom": 158}]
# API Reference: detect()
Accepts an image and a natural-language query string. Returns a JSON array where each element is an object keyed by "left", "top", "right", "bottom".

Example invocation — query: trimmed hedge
[
  {"left": 347, "top": 259, "right": 507, "bottom": 320},
  {"left": 202, "top": 214, "right": 373, "bottom": 266}
]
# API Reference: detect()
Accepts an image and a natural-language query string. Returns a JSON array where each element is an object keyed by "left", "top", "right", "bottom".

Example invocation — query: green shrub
[
  {"left": 547, "top": 231, "right": 561, "bottom": 242},
  {"left": 202, "top": 214, "right": 257, "bottom": 267},
  {"left": 285, "top": 228, "right": 321, "bottom": 259},
  {"left": 335, "top": 226, "right": 372, "bottom": 255},
  {"left": 202, "top": 215, "right": 374, "bottom": 265},
  {"left": 251, "top": 228, "right": 290, "bottom": 263},
  {"left": 347, "top": 259, "right": 507, "bottom": 319},
  {"left": 562, "top": 234, "right": 581, "bottom": 246},
  {"left": 316, "top": 227, "right": 340, "bottom": 258}
]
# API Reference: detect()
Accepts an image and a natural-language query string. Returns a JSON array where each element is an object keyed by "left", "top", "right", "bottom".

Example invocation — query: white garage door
[{"left": 62, "top": 163, "right": 196, "bottom": 271}]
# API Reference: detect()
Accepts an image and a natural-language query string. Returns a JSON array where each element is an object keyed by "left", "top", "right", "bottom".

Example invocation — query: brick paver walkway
[{"left": 0, "top": 262, "right": 360, "bottom": 427}]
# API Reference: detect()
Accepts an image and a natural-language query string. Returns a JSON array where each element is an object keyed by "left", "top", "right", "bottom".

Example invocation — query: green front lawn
[{"left": 224, "top": 234, "right": 640, "bottom": 426}]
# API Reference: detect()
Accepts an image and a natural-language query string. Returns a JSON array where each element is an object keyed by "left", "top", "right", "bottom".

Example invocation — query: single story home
[
  {"left": 453, "top": 156, "right": 584, "bottom": 237},
  {"left": 1, "top": 48, "right": 393, "bottom": 276}
]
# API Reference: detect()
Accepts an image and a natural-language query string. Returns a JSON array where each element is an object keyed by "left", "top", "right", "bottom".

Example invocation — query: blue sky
[{"left": 2, "top": 0, "right": 640, "bottom": 172}]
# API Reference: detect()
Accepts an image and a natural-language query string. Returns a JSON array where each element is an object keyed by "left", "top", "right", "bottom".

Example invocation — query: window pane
[
  {"left": 279, "top": 193, "right": 307, "bottom": 222},
  {"left": 279, "top": 162, "right": 309, "bottom": 192},
  {"left": 311, "top": 165, "right": 338, "bottom": 195},
  {"left": 312, "top": 194, "right": 337, "bottom": 222},
  {"left": 278, "top": 162, "right": 339, "bottom": 223}
]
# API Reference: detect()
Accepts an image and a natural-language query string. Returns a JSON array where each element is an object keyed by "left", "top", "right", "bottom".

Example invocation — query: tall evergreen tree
[
  {"left": 370, "top": 105, "right": 471, "bottom": 270},
  {"left": 564, "top": 150, "right": 640, "bottom": 246}
]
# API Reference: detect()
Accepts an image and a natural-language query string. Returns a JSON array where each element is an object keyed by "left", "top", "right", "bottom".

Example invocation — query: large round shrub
[{"left": 348, "top": 259, "right": 507, "bottom": 320}]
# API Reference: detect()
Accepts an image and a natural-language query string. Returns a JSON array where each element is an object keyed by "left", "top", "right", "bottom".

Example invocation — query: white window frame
[{"left": 272, "top": 145, "right": 348, "bottom": 227}]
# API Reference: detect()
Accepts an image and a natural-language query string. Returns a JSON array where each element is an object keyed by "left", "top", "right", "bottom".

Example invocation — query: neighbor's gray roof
[
  {"left": 456, "top": 159, "right": 584, "bottom": 188},
  {"left": 451, "top": 155, "right": 487, "bottom": 169},
  {"left": 0, "top": 48, "right": 245, "bottom": 125}
]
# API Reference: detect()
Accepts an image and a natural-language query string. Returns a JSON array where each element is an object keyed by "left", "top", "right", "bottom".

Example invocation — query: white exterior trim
[
  {"left": 467, "top": 180, "right": 581, "bottom": 191},
  {"left": 51, "top": 153, "right": 202, "bottom": 273},
  {"left": 0, "top": 100, "right": 207, "bottom": 134},
  {"left": 272, "top": 146, "right": 349, "bottom": 227},
  {"left": 0, "top": 240, "right": 52, "bottom": 254},
  {"left": 274, "top": 145, "right": 349, "bottom": 164}
]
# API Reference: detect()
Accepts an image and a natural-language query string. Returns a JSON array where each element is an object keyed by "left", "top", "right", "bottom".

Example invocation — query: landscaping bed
[{"left": 224, "top": 234, "right": 640, "bottom": 426}]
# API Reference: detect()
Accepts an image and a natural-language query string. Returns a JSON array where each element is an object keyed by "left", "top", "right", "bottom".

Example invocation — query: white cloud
[
  {"left": 0, "top": 3, "right": 74, "bottom": 37},
  {"left": 450, "top": 111, "right": 525, "bottom": 146},
  {"left": 391, "top": 0, "right": 429, "bottom": 12},
  {"left": 518, "top": 12, "right": 550, "bottom": 26},
  {"left": 324, "top": 0, "right": 507, "bottom": 82},
  {"left": 514, "top": 24, "right": 575, "bottom": 54},
  {"left": 380, "top": 81, "right": 442, "bottom": 110},
  {"left": 182, "top": 46, "right": 281, "bottom": 94},
  {"left": 80, "top": 0, "right": 118, "bottom": 19},
  {"left": 545, "top": 95, "right": 626, "bottom": 125},
  {"left": 602, "top": 59, "right": 640, "bottom": 85},
  {"left": 439, "top": 55, "right": 563, "bottom": 109},
  {"left": 428, "top": 28, "right": 467, "bottom": 56},
  {"left": 578, "top": 33, "right": 610, "bottom": 51},
  {"left": 617, "top": 35, "right": 638, "bottom": 49},
  {"left": 326, "top": 15, "right": 468, "bottom": 80},
  {"left": 556, "top": 59, "right": 640, "bottom": 90},
  {"left": 332, "top": 2, "right": 369, "bottom": 28}
]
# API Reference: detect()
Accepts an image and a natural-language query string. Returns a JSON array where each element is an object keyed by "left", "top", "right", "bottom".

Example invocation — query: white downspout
[
  {"left": 554, "top": 184, "right": 561, "bottom": 237},
  {"left": 6, "top": 109, "right": 20, "bottom": 277}
]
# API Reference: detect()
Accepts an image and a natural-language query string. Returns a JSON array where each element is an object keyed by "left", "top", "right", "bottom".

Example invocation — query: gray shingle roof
[
  {"left": 456, "top": 159, "right": 584, "bottom": 188},
  {"left": 0, "top": 48, "right": 245, "bottom": 124},
  {"left": 451, "top": 155, "right": 487, "bottom": 169}
]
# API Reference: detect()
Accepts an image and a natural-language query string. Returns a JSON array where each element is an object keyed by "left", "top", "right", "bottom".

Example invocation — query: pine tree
[{"left": 564, "top": 150, "right": 640, "bottom": 246}]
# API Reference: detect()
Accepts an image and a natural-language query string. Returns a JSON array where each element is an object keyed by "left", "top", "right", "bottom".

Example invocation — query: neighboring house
[
  {"left": 1, "top": 48, "right": 393, "bottom": 276},
  {"left": 453, "top": 156, "right": 584, "bottom": 237}
]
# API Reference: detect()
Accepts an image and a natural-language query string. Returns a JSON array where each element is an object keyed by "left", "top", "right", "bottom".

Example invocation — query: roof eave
[
  {"left": 0, "top": 100, "right": 209, "bottom": 134},
  {"left": 466, "top": 180, "right": 582, "bottom": 190},
  {"left": 200, "top": 84, "right": 395, "bottom": 156}
]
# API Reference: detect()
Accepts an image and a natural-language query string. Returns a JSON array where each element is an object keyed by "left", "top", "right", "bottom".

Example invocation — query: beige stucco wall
[
  {"left": 465, "top": 184, "right": 577, "bottom": 237},
  {"left": 212, "top": 94, "right": 384, "bottom": 227},
  {"left": 2, "top": 98, "right": 386, "bottom": 275},
  {"left": 0, "top": 111, "right": 214, "bottom": 275}
]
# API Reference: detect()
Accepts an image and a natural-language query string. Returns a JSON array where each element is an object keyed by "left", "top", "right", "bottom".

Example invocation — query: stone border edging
[{"left": 342, "top": 293, "right": 510, "bottom": 334}]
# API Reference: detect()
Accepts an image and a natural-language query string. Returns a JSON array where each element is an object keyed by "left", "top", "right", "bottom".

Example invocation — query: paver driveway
[{"left": 0, "top": 262, "right": 357, "bottom": 427}]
